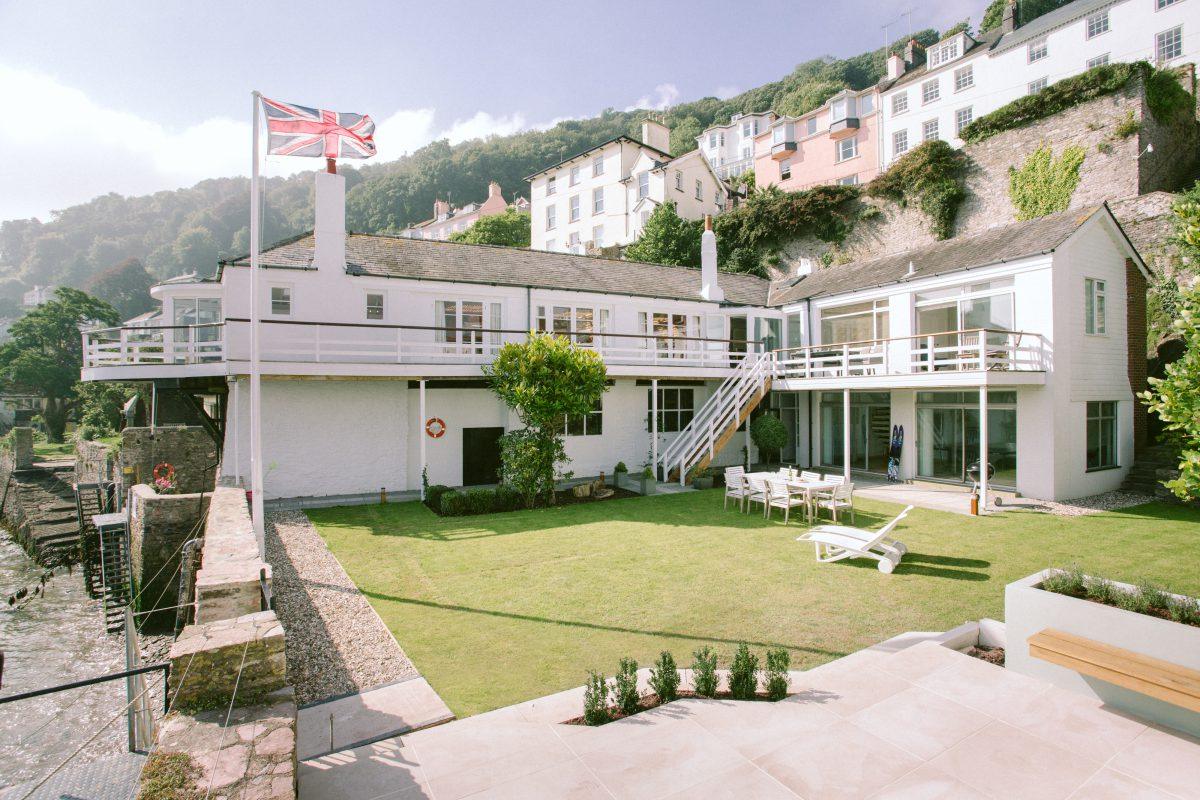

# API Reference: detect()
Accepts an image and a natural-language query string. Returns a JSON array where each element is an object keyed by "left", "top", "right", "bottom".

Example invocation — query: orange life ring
[
  {"left": 425, "top": 418, "right": 446, "bottom": 438},
  {"left": 153, "top": 462, "right": 176, "bottom": 482}
]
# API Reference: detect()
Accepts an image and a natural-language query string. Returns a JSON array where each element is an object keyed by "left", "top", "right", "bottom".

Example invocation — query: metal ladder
[
  {"left": 95, "top": 512, "right": 132, "bottom": 633},
  {"left": 75, "top": 482, "right": 116, "bottom": 598}
]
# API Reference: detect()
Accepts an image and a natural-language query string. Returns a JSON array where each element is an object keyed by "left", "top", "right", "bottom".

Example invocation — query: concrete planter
[
  {"left": 1005, "top": 569, "right": 1200, "bottom": 736},
  {"left": 639, "top": 474, "right": 657, "bottom": 495},
  {"left": 691, "top": 476, "right": 714, "bottom": 490}
]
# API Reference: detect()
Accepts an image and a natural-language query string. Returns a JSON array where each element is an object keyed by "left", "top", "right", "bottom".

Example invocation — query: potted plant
[
  {"left": 689, "top": 465, "right": 714, "bottom": 490},
  {"left": 639, "top": 465, "right": 656, "bottom": 495},
  {"left": 614, "top": 461, "right": 628, "bottom": 489},
  {"left": 750, "top": 412, "right": 788, "bottom": 469}
]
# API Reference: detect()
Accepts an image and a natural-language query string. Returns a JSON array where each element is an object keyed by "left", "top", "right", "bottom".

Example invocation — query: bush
[
  {"left": 613, "top": 658, "right": 640, "bottom": 715},
  {"left": 493, "top": 483, "right": 523, "bottom": 512},
  {"left": 614, "top": 461, "right": 628, "bottom": 474},
  {"left": 867, "top": 140, "right": 969, "bottom": 240},
  {"left": 648, "top": 651, "right": 680, "bottom": 703},
  {"left": 728, "top": 643, "right": 759, "bottom": 700},
  {"left": 498, "top": 428, "right": 568, "bottom": 509},
  {"left": 425, "top": 484, "right": 452, "bottom": 513},
  {"left": 764, "top": 648, "right": 791, "bottom": 701},
  {"left": 692, "top": 646, "right": 719, "bottom": 698},
  {"left": 463, "top": 488, "right": 496, "bottom": 515},
  {"left": 750, "top": 413, "right": 788, "bottom": 465},
  {"left": 583, "top": 672, "right": 611, "bottom": 726},
  {"left": 1169, "top": 596, "right": 1200, "bottom": 625},
  {"left": 439, "top": 490, "right": 467, "bottom": 516},
  {"left": 1040, "top": 566, "right": 1086, "bottom": 597}
]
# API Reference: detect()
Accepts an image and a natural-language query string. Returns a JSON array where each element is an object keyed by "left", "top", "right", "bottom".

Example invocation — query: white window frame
[
  {"left": 921, "top": 78, "right": 940, "bottom": 104},
  {"left": 780, "top": 159, "right": 792, "bottom": 180},
  {"left": 649, "top": 387, "right": 695, "bottom": 433},
  {"left": 1086, "top": 9, "right": 1110, "bottom": 39},
  {"left": 836, "top": 175, "right": 859, "bottom": 186},
  {"left": 1087, "top": 53, "right": 1111, "bottom": 69},
  {"left": 695, "top": 178, "right": 703, "bottom": 201},
  {"left": 545, "top": 204, "right": 556, "bottom": 231},
  {"left": 1085, "top": 277, "right": 1107, "bottom": 335},
  {"left": 1158, "top": 0, "right": 1182, "bottom": 8},
  {"left": 674, "top": 170, "right": 683, "bottom": 191},
  {"left": 637, "top": 171, "right": 650, "bottom": 199},
  {"left": 954, "top": 64, "right": 974, "bottom": 92},
  {"left": 1157, "top": 25, "right": 1184, "bottom": 62},
  {"left": 592, "top": 155, "right": 605, "bottom": 177},
  {"left": 546, "top": 176, "right": 556, "bottom": 196},
  {"left": 592, "top": 225, "right": 605, "bottom": 248},
  {"left": 893, "top": 129, "right": 909, "bottom": 156},
  {"left": 569, "top": 164, "right": 582, "bottom": 186},
  {"left": 365, "top": 291, "right": 384, "bottom": 321},
  {"left": 922, "top": 118, "right": 939, "bottom": 142},
  {"left": 567, "top": 231, "right": 581, "bottom": 253},
  {"left": 1086, "top": 401, "right": 1119, "bottom": 471},
  {"left": 569, "top": 194, "right": 580, "bottom": 223},
  {"left": 435, "top": 299, "right": 502, "bottom": 353},
  {"left": 535, "top": 303, "right": 610, "bottom": 346},
  {"left": 1028, "top": 38, "right": 1048, "bottom": 62},
  {"left": 928, "top": 38, "right": 960, "bottom": 68},
  {"left": 955, "top": 106, "right": 973, "bottom": 136},
  {"left": 564, "top": 397, "right": 603, "bottom": 437},
  {"left": 1028, "top": 77, "right": 1048, "bottom": 94},
  {"left": 836, "top": 136, "right": 858, "bottom": 162},
  {"left": 892, "top": 92, "right": 909, "bottom": 116},
  {"left": 269, "top": 285, "right": 292, "bottom": 317},
  {"left": 592, "top": 187, "right": 604, "bottom": 214}
]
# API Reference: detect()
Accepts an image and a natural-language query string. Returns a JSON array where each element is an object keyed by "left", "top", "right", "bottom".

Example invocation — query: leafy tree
[
  {"left": 76, "top": 381, "right": 136, "bottom": 434},
  {"left": 173, "top": 227, "right": 218, "bottom": 272},
  {"left": 86, "top": 258, "right": 156, "bottom": 320},
  {"left": 980, "top": 0, "right": 1006, "bottom": 32},
  {"left": 750, "top": 412, "right": 789, "bottom": 464},
  {"left": 0, "top": 288, "right": 118, "bottom": 441},
  {"left": 776, "top": 80, "right": 845, "bottom": 118},
  {"left": 624, "top": 202, "right": 702, "bottom": 267},
  {"left": 669, "top": 116, "right": 704, "bottom": 157},
  {"left": 447, "top": 209, "right": 531, "bottom": 247},
  {"left": 981, "top": 0, "right": 1072, "bottom": 32},
  {"left": 484, "top": 332, "right": 607, "bottom": 507},
  {"left": 1141, "top": 279, "right": 1200, "bottom": 500}
]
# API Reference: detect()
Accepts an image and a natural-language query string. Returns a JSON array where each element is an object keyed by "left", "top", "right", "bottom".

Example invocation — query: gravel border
[
  {"left": 1002, "top": 489, "right": 1157, "bottom": 517},
  {"left": 264, "top": 510, "right": 417, "bottom": 706}
]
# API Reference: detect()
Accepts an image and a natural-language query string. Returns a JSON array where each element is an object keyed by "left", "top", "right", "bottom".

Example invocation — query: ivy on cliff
[
  {"left": 1008, "top": 144, "right": 1087, "bottom": 221},
  {"left": 866, "top": 140, "right": 970, "bottom": 240}
]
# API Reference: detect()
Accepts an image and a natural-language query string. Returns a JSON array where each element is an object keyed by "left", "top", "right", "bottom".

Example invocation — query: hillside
[{"left": 0, "top": 28, "right": 944, "bottom": 306}]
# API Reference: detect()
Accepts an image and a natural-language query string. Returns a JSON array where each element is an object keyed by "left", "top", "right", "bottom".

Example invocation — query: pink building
[
  {"left": 401, "top": 181, "right": 526, "bottom": 240},
  {"left": 753, "top": 88, "right": 881, "bottom": 192}
]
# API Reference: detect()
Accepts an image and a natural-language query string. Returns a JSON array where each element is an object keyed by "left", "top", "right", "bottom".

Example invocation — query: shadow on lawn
[
  {"left": 361, "top": 590, "right": 849, "bottom": 658},
  {"left": 836, "top": 551, "right": 991, "bottom": 581}
]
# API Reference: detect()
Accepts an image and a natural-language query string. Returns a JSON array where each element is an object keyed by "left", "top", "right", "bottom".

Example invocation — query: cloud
[
  {"left": 0, "top": 64, "right": 537, "bottom": 222},
  {"left": 714, "top": 85, "right": 740, "bottom": 100},
  {"left": 626, "top": 83, "right": 680, "bottom": 111}
]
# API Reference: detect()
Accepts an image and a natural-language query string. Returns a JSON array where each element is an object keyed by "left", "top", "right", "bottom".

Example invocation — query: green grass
[
  {"left": 307, "top": 492, "right": 1200, "bottom": 717},
  {"left": 32, "top": 439, "right": 76, "bottom": 458}
]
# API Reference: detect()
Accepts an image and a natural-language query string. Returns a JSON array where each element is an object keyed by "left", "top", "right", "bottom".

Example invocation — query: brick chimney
[
  {"left": 641, "top": 118, "right": 671, "bottom": 155},
  {"left": 314, "top": 171, "right": 346, "bottom": 274},
  {"left": 1002, "top": 0, "right": 1018, "bottom": 33},
  {"left": 903, "top": 39, "right": 925, "bottom": 67},
  {"left": 434, "top": 199, "right": 450, "bottom": 220},
  {"left": 487, "top": 181, "right": 502, "bottom": 201},
  {"left": 700, "top": 216, "right": 723, "bottom": 302},
  {"left": 887, "top": 53, "right": 906, "bottom": 80}
]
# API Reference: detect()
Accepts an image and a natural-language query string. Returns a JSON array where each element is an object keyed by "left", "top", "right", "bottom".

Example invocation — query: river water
[{"left": 0, "top": 530, "right": 139, "bottom": 788}]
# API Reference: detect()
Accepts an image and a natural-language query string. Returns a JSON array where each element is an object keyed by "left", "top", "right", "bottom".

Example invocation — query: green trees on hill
[{"left": 624, "top": 203, "right": 702, "bottom": 267}]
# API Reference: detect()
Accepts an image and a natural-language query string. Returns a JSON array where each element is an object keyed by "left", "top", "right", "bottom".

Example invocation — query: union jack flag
[{"left": 261, "top": 96, "right": 377, "bottom": 159}]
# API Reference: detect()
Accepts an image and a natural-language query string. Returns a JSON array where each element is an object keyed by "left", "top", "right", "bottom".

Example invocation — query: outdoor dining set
[{"left": 722, "top": 466, "right": 855, "bottom": 525}]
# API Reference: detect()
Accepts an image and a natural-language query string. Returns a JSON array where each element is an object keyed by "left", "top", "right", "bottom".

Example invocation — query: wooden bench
[{"left": 1028, "top": 628, "right": 1200, "bottom": 714}]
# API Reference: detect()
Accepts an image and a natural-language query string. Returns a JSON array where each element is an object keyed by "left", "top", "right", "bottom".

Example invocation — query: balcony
[
  {"left": 770, "top": 141, "right": 796, "bottom": 160},
  {"left": 715, "top": 157, "right": 754, "bottom": 180},
  {"left": 772, "top": 329, "right": 1048, "bottom": 389},
  {"left": 81, "top": 320, "right": 766, "bottom": 379},
  {"left": 828, "top": 117, "right": 860, "bottom": 140}
]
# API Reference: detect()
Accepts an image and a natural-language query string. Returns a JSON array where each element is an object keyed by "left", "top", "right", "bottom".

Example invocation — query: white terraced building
[
  {"left": 696, "top": 111, "right": 777, "bottom": 179},
  {"left": 879, "top": 0, "right": 1200, "bottom": 167},
  {"left": 81, "top": 170, "right": 1149, "bottom": 505},
  {"left": 526, "top": 120, "right": 728, "bottom": 254}
]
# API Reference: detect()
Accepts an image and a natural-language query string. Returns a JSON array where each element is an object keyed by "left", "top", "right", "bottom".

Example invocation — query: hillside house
[
  {"left": 398, "top": 181, "right": 526, "bottom": 241},
  {"left": 697, "top": 111, "right": 777, "bottom": 179},
  {"left": 81, "top": 171, "right": 1149, "bottom": 505}
]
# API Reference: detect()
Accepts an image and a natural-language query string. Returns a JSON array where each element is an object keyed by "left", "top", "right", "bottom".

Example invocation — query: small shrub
[
  {"left": 1113, "top": 109, "right": 1140, "bottom": 139},
  {"left": 425, "top": 484, "right": 452, "bottom": 512},
  {"left": 692, "top": 646, "right": 719, "bottom": 698},
  {"left": 1114, "top": 584, "right": 1150, "bottom": 614},
  {"left": 764, "top": 648, "right": 790, "bottom": 701},
  {"left": 583, "top": 672, "right": 611, "bottom": 726},
  {"left": 463, "top": 487, "right": 496, "bottom": 515},
  {"left": 493, "top": 483, "right": 523, "bottom": 512},
  {"left": 1169, "top": 596, "right": 1200, "bottom": 626},
  {"left": 613, "top": 658, "right": 640, "bottom": 716},
  {"left": 1086, "top": 577, "right": 1119, "bottom": 606},
  {"left": 750, "top": 414, "right": 788, "bottom": 465},
  {"left": 648, "top": 651, "right": 680, "bottom": 703},
  {"left": 728, "top": 643, "right": 759, "bottom": 700},
  {"left": 1041, "top": 566, "right": 1086, "bottom": 597},
  {"left": 614, "top": 461, "right": 628, "bottom": 474},
  {"left": 439, "top": 490, "right": 467, "bottom": 516},
  {"left": 1138, "top": 580, "right": 1172, "bottom": 612},
  {"left": 138, "top": 751, "right": 200, "bottom": 800}
]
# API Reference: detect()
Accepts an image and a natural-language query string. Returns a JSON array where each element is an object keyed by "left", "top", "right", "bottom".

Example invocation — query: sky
[{"left": 0, "top": 0, "right": 989, "bottom": 223}]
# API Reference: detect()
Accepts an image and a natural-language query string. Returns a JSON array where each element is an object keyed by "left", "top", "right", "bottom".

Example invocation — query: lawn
[{"left": 307, "top": 492, "right": 1200, "bottom": 718}]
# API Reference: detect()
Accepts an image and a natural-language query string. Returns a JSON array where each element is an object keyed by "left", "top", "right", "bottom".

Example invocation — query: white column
[
  {"left": 231, "top": 378, "right": 241, "bottom": 483},
  {"left": 650, "top": 379, "right": 659, "bottom": 481},
  {"left": 419, "top": 379, "right": 427, "bottom": 499},
  {"left": 979, "top": 385, "right": 989, "bottom": 514},
  {"left": 842, "top": 388, "right": 851, "bottom": 481}
]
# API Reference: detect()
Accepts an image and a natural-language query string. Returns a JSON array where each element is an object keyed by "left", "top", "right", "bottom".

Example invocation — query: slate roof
[
  {"left": 524, "top": 136, "right": 672, "bottom": 181},
  {"left": 879, "top": 27, "right": 1005, "bottom": 91},
  {"left": 228, "top": 234, "right": 772, "bottom": 306},
  {"left": 768, "top": 206, "right": 1110, "bottom": 306},
  {"left": 992, "top": 0, "right": 1124, "bottom": 53}
]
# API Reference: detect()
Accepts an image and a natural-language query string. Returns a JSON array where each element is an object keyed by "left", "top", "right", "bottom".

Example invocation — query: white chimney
[
  {"left": 796, "top": 257, "right": 814, "bottom": 277},
  {"left": 886, "top": 53, "right": 906, "bottom": 80},
  {"left": 700, "top": 215, "right": 723, "bottom": 302},
  {"left": 314, "top": 170, "right": 346, "bottom": 273},
  {"left": 641, "top": 118, "right": 671, "bottom": 154}
]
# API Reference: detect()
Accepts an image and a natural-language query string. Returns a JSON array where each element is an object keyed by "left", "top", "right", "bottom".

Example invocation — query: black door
[{"left": 462, "top": 427, "right": 504, "bottom": 486}]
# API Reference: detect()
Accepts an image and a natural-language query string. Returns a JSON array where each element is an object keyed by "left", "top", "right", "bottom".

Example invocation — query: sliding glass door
[
  {"left": 916, "top": 392, "right": 1017, "bottom": 486},
  {"left": 819, "top": 392, "right": 890, "bottom": 473}
]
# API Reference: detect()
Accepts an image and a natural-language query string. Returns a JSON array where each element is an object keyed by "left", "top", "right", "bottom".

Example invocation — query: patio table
[{"left": 746, "top": 472, "right": 837, "bottom": 522}]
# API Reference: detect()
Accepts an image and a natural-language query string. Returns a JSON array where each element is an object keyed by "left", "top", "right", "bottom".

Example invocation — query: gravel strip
[
  {"left": 264, "top": 510, "right": 417, "bottom": 706},
  {"left": 1002, "top": 489, "right": 1157, "bottom": 516}
]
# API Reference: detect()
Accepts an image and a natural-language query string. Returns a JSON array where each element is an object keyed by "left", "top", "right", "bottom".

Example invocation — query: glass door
[
  {"left": 917, "top": 407, "right": 965, "bottom": 481},
  {"left": 916, "top": 303, "right": 958, "bottom": 370},
  {"left": 729, "top": 316, "right": 747, "bottom": 365}
]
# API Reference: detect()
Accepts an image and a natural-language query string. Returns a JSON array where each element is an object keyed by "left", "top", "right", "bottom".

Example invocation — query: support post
[
  {"left": 249, "top": 90, "right": 265, "bottom": 555},
  {"left": 419, "top": 379, "right": 427, "bottom": 500},
  {"left": 231, "top": 378, "right": 240, "bottom": 482},
  {"left": 650, "top": 379, "right": 659, "bottom": 481},
  {"left": 842, "top": 388, "right": 851, "bottom": 482},
  {"left": 979, "top": 385, "right": 989, "bottom": 514}
]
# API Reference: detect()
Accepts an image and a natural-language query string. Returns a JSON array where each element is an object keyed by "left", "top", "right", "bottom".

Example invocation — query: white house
[
  {"left": 527, "top": 120, "right": 727, "bottom": 253},
  {"left": 879, "top": 0, "right": 1199, "bottom": 167},
  {"left": 81, "top": 170, "right": 1149, "bottom": 506},
  {"left": 696, "top": 111, "right": 777, "bottom": 179}
]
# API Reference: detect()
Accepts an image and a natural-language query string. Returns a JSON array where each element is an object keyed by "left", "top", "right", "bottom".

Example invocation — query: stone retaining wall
[
  {"left": 119, "top": 426, "right": 217, "bottom": 494},
  {"left": 12, "top": 427, "right": 32, "bottom": 470},
  {"left": 169, "top": 611, "right": 287, "bottom": 710},
  {"left": 127, "top": 484, "right": 210, "bottom": 628},
  {"left": 194, "top": 486, "right": 271, "bottom": 624}
]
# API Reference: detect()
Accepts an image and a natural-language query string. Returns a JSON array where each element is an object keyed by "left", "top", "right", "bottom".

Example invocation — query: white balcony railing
[
  {"left": 773, "top": 328, "right": 1046, "bottom": 380},
  {"left": 83, "top": 323, "right": 225, "bottom": 367}
]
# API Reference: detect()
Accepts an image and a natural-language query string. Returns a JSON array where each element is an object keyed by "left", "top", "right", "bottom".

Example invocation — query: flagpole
[{"left": 249, "top": 90, "right": 266, "bottom": 556}]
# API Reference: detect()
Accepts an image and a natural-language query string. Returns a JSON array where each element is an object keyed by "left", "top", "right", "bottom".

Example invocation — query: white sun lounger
[{"left": 796, "top": 505, "right": 914, "bottom": 573}]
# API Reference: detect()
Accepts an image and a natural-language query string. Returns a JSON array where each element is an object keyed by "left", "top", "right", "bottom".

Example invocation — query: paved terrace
[{"left": 298, "top": 640, "right": 1200, "bottom": 800}]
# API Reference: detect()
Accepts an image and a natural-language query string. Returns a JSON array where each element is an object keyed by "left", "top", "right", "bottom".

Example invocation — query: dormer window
[{"left": 928, "top": 37, "right": 961, "bottom": 68}]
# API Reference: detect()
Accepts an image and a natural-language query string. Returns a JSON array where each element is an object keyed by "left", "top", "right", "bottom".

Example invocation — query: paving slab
[{"left": 296, "top": 676, "right": 454, "bottom": 760}]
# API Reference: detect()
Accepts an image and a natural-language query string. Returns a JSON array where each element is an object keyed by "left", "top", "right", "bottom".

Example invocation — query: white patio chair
[
  {"left": 724, "top": 467, "right": 748, "bottom": 511},
  {"left": 823, "top": 474, "right": 846, "bottom": 486},
  {"left": 766, "top": 479, "right": 807, "bottom": 524},
  {"left": 796, "top": 505, "right": 914, "bottom": 573},
  {"left": 799, "top": 470, "right": 822, "bottom": 482},
  {"left": 815, "top": 482, "right": 855, "bottom": 524},
  {"left": 744, "top": 476, "right": 769, "bottom": 516}
]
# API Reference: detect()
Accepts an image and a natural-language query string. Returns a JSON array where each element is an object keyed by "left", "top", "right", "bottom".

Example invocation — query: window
[
  {"left": 435, "top": 300, "right": 501, "bottom": 353},
  {"left": 592, "top": 187, "right": 604, "bottom": 214},
  {"left": 715, "top": 189, "right": 724, "bottom": 207},
  {"left": 649, "top": 387, "right": 695, "bottom": 433},
  {"left": 1084, "top": 278, "right": 1107, "bottom": 334},
  {"left": 837, "top": 175, "right": 859, "bottom": 186},
  {"left": 922, "top": 118, "right": 939, "bottom": 142},
  {"left": 708, "top": 133, "right": 718, "bottom": 148},
  {"left": 928, "top": 38, "right": 960, "bottom": 67},
  {"left": 1087, "top": 53, "right": 1110, "bottom": 68},
  {"left": 1028, "top": 77, "right": 1048, "bottom": 94},
  {"left": 741, "top": 121, "right": 752, "bottom": 137},
  {"left": 893, "top": 129, "right": 909, "bottom": 156},
  {"left": 1157, "top": 25, "right": 1183, "bottom": 61},
  {"left": 546, "top": 176, "right": 556, "bottom": 196},
  {"left": 805, "top": 116, "right": 818, "bottom": 136},
  {"left": 639, "top": 210, "right": 650, "bottom": 227},
  {"left": 592, "top": 225, "right": 604, "bottom": 248},
  {"left": 535, "top": 304, "right": 608, "bottom": 346},
  {"left": 1028, "top": 38, "right": 1048, "bottom": 62},
  {"left": 740, "top": 145, "right": 751, "bottom": 160},
  {"left": 365, "top": 292, "right": 384, "bottom": 320},
  {"left": 922, "top": 79, "right": 940, "bottom": 104},
  {"left": 674, "top": 170, "right": 683, "bottom": 191},
  {"left": 892, "top": 92, "right": 909, "bottom": 116},
  {"left": 954, "top": 64, "right": 974, "bottom": 91},
  {"left": 566, "top": 397, "right": 603, "bottom": 436},
  {"left": 567, "top": 231, "right": 581, "bottom": 253},
  {"left": 270, "top": 286, "right": 291, "bottom": 316},
  {"left": 637, "top": 171, "right": 649, "bottom": 199},
  {"left": 569, "top": 164, "right": 582, "bottom": 186},
  {"left": 545, "top": 205, "right": 556, "bottom": 230},
  {"left": 592, "top": 155, "right": 604, "bottom": 176},
  {"left": 1158, "top": 0, "right": 1182, "bottom": 7},
  {"left": 545, "top": 239, "right": 556, "bottom": 251},
  {"left": 1086, "top": 401, "right": 1118, "bottom": 470},
  {"left": 569, "top": 195, "right": 580, "bottom": 222},
  {"left": 821, "top": 299, "right": 889, "bottom": 343},
  {"left": 837, "top": 137, "right": 858, "bottom": 162},
  {"left": 695, "top": 179, "right": 703, "bottom": 200},
  {"left": 780, "top": 159, "right": 792, "bottom": 180},
  {"left": 172, "top": 297, "right": 221, "bottom": 343},
  {"left": 860, "top": 94, "right": 875, "bottom": 114},
  {"left": 831, "top": 97, "right": 849, "bottom": 122},
  {"left": 955, "top": 106, "right": 974, "bottom": 136},
  {"left": 1086, "top": 10, "right": 1109, "bottom": 38}
]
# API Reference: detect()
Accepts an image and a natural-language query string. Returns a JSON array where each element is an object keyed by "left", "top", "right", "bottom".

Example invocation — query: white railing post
[
  {"left": 978, "top": 332, "right": 987, "bottom": 372},
  {"left": 803, "top": 347, "right": 810, "bottom": 379},
  {"left": 842, "top": 343, "right": 850, "bottom": 377},
  {"left": 925, "top": 335, "right": 935, "bottom": 372},
  {"left": 315, "top": 325, "right": 322, "bottom": 363}
]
